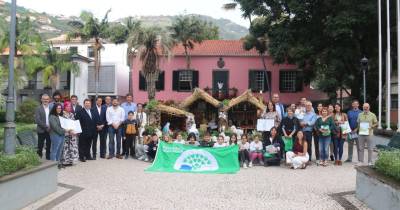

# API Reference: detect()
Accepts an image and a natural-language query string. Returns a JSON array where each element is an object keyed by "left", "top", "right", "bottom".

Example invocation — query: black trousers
[
  {"left": 304, "top": 131, "right": 313, "bottom": 161},
  {"left": 37, "top": 131, "right": 51, "bottom": 160},
  {"left": 79, "top": 134, "right": 94, "bottom": 159},
  {"left": 124, "top": 134, "right": 136, "bottom": 156},
  {"left": 239, "top": 150, "right": 250, "bottom": 164},
  {"left": 313, "top": 132, "right": 320, "bottom": 160},
  {"left": 96, "top": 127, "right": 108, "bottom": 158}
]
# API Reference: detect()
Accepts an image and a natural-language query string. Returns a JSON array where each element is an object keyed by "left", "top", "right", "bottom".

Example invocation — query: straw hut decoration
[
  {"left": 180, "top": 88, "right": 221, "bottom": 127},
  {"left": 156, "top": 104, "right": 194, "bottom": 131},
  {"left": 222, "top": 89, "right": 266, "bottom": 131}
]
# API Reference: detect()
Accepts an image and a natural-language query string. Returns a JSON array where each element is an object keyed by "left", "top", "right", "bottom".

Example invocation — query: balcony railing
[{"left": 204, "top": 87, "right": 238, "bottom": 100}]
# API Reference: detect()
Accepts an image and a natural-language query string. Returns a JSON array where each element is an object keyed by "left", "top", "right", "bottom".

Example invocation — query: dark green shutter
[
  {"left": 172, "top": 71, "right": 179, "bottom": 91},
  {"left": 263, "top": 71, "right": 271, "bottom": 91},
  {"left": 139, "top": 71, "right": 146, "bottom": 91},
  {"left": 248, "top": 70, "right": 256, "bottom": 91},
  {"left": 156, "top": 71, "right": 165, "bottom": 91},
  {"left": 296, "top": 71, "right": 304, "bottom": 92},
  {"left": 279, "top": 71, "right": 284, "bottom": 92},
  {"left": 192, "top": 70, "right": 199, "bottom": 89}
]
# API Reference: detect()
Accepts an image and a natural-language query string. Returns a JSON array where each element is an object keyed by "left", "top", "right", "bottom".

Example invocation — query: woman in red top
[{"left": 286, "top": 131, "right": 309, "bottom": 169}]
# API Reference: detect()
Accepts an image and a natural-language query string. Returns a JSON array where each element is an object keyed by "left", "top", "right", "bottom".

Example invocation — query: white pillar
[
  {"left": 378, "top": 0, "right": 383, "bottom": 129},
  {"left": 397, "top": 0, "right": 400, "bottom": 132},
  {"left": 386, "top": 0, "right": 392, "bottom": 131}
]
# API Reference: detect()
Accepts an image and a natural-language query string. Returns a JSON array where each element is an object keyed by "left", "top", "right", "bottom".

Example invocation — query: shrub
[
  {"left": 0, "top": 146, "right": 41, "bottom": 177},
  {"left": 145, "top": 99, "right": 159, "bottom": 111},
  {"left": 375, "top": 149, "right": 400, "bottom": 181},
  {"left": 16, "top": 99, "right": 39, "bottom": 123}
]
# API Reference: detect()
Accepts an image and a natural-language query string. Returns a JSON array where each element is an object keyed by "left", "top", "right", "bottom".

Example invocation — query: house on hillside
[
  {"left": 48, "top": 34, "right": 130, "bottom": 104},
  {"left": 131, "top": 40, "right": 327, "bottom": 105}
]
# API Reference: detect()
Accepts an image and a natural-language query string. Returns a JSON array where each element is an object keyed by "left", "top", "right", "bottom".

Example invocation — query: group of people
[
  {"left": 35, "top": 91, "right": 377, "bottom": 170},
  {"left": 35, "top": 92, "right": 146, "bottom": 168}
]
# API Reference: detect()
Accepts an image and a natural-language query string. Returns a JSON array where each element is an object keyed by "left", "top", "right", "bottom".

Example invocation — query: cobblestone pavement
[{"left": 23, "top": 138, "right": 384, "bottom": 210}]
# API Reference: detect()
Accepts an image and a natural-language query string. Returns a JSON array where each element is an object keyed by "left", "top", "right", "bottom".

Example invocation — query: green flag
[{"left": 146, "top": 141, "right": 240, "bottom": 174}]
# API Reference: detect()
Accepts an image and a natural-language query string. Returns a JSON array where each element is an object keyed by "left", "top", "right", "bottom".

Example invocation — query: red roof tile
[{"left": 172, "top": 40, "right": 260, "bottom": 57}]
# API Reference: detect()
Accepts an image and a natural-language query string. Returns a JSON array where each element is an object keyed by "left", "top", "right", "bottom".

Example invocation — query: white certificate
[
  {"left": 340, "top": 121, "right": 352, "bottom": 134},
  {"left": 59, "top": 117, "right": 82, "bottom": 134},
  {"left": 257, "top": 119, "right": 274, "bottom": 132},
  {"left": 359, "top": 122, "right": 370, "bottom": 136}
]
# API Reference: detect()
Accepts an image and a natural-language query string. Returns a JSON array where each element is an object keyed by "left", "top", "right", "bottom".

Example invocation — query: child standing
[
  {"left": 249, "top": 134, "right": 264, "bottom": 167},
  {"left": 122, "top": 111, "right": 138, "bottom": 159}
]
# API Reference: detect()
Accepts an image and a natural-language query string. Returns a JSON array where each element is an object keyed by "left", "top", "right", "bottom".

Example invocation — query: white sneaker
[
  {"left": 368, "top": 162, "right": 374, "bottom": 166},
  {"left": 144, "top": 158, "right": 149, "bottom": 162},
  {"left": 138, "top": 156, "right": 144, "bottom": 161},
  {"left": 243, "top": 163, "right": 248, "bottom": 169},
  {"left": 249, "top": 162, "right": 253, "bottom": 168}
]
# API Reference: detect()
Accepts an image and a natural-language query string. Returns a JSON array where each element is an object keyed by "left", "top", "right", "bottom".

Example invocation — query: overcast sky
[{"left": 5, "top": 0, "right": 249, "bottom": 27}]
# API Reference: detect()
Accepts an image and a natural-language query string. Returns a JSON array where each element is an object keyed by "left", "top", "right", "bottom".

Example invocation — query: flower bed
[{"left": 0, "top": 146, "right": 41, "bottom": 177}]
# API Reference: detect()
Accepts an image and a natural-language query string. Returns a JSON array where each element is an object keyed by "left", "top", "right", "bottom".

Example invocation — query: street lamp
[
  {"left": 3, "top": 0, "right": 17, "bottom": 154},
  {"left": 360, "top": 56, "right": 369, "bottom": 104}
]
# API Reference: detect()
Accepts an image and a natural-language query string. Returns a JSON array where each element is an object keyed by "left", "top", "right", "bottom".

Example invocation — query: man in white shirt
[
  {"left": 34, "top": 94, "right": 52, "bottom": 160},
  {"left": 106, "top": 98, "right": 125, "bottom": 159}
]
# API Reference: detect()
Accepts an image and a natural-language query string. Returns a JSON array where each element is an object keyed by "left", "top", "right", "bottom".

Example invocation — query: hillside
[{"left": 0, "top": 1, "right": 248, "bottom": 40}]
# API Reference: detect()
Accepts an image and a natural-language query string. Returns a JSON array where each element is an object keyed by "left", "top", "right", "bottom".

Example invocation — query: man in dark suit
[
  {"left": 92, "top": 97, "right": 108, "bottom": 159},
  {"left": 34, "top": 94, "right": 52, "bottom": 160},
  {"left": 70, "top": 95, "right": 82, "bottom": 116},
  {"left": 76, "top": 99, "right": 97, "bottom": 162}
]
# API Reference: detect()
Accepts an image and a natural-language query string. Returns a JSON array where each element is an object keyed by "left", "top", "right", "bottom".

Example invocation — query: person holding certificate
[
  {"left": 356, "top": 103, "right": 378, "bottom": 166},
  {"left": 315, "top": 107, "right": 336, "bottom": 166},
  {"left": 346, "top": 100, "right": 362, "bottom": 162},
  {"left": 61, "top": 101, "right": 79, "bottom": 166},
  {"left": 333, "top": 104, "right": 348, "bottom": 166},
  {"left": 260, "top": 101, "right": 280, "bottom": 146}
]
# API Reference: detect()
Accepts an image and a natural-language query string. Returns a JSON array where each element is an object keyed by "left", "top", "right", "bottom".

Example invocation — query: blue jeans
[
  {"left": 108, "top": 126, "right": 122, "bottom": 157},
  {"left": 318, "top": 136, "right": 331, "bottom": 161},
  {"left": 333, "top": 136, "right": 345, "bottom": 161},
  {"left": 50, "top": 134, "right": 65, "bottom": 161}
]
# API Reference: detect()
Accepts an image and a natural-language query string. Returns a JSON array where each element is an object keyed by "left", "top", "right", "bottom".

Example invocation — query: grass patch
[
  {"left": 375, "top": 149, "right": 400, "bottom": 182},
  {"left": 0, "top": 146, "right": 41, "bottom": 177}
]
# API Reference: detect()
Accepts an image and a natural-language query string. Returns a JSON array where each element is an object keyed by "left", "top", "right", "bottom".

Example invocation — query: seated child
[
  {"left": 239, "top": 134, "right": 250, "bottom": 168},
  {"left": 199, "top": 132, "right": 214, "bottom": 147},
  {"left": 213, "top": 135, "right": 227, "bottom": 148},
  {"left": 186, "top": 133, "right": 200, "bottom": 146},
  {"left": 173, "top": 132, "right": 185, "bottom": 144},
  {"left": 146, "top": 134, "right": 159, "bottom": 161},
  {"left": 249, "top": 134, "right": 264, "bottom": 167}
]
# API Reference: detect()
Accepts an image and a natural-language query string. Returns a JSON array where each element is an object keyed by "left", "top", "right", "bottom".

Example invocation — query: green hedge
[
  {"left": 0, "top": 146, "right": 41, "bottom": 177},
  {"left": 16, "top": 99, "right": 39, "bottom": 123},
  {"left": 375, "top": 149, "right": 400, "bottom": 181}
]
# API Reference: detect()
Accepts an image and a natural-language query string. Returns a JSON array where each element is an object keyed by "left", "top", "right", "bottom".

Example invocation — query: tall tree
[
  {"left": 227, "top": 0, "right": 380, "bottom": 106},
  {"left": 126, "top": 27, "right": 173, "bottom": 100},
  {"left": 169, "top": 16, "right": 218, "bottom": 69},
  {"left": 67, "top": 10, "right": 111, "bottom": 97},
  {"left": 243, "top": 17, "right": 271, "bottom": 100}
]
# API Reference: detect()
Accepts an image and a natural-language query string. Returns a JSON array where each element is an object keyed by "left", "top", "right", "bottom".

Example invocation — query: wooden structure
[
  {"left": 180, "top": 88, "right": 221, "bottom": 127},
  {"left": 223, "top": 90, "right": 266, "bottom": 132},
  {"left": 156, "top": 104, "right": 194, "bottom": 131}
]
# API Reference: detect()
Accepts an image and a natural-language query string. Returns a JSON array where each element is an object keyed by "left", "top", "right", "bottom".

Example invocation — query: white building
[{"left": 48, "top": 34, "right": 130, "bottom": 104}]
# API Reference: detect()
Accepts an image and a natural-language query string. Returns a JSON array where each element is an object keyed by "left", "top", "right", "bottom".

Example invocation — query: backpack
[{"left": 126, "top": 123, "right": 137, "bottom": 135}]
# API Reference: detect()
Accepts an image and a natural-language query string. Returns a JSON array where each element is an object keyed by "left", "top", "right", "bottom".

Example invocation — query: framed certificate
[
  {"left": 359, "top": 122, "right": 370, "bottom": 136},
  {"left": 257, "top": 119, "right": 274, "bottom": 131}
]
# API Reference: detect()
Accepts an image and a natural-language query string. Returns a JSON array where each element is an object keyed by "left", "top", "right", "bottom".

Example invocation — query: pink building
[{"left": 131, "top": 40, "right": 326, "bottom": 105}]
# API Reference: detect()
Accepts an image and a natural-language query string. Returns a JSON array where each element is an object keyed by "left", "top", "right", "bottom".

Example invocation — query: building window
[
  {"left": 88, "top": 46, "right": 94, "bottom": 57},
  {"left": 139, "top": 71, "right": 165, "bottom": 91},
  {"left": 53, "top": 47, "right": 61, "bottom": 52},
  {"left": 173, "top": 70, "right": 199, "bottom": 92},
  {"left": 248, "top": 70, "right": 271, "bottom": 92},
  {"left": 279, "top": 70, "right": 304, "bottom": 92},
  {"left": 69, "top": 46, "right": 78, "bottom": 54},
  {"left": 391, "top": 94, "right": 398, "bottom": 109},
  {"left": 87, "top": 65, "right": 115, "bottom": 93}
]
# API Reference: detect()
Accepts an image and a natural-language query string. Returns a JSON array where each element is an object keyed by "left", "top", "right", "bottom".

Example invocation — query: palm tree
[
  {"left": 67, "top": 10, "right": 111, "bottom": 97},
  {"left": 169, "top": 16, "right": 207, "bottom": 70},
  {"left": 126, "top": 27, "right": 174, "bottom": 100}
]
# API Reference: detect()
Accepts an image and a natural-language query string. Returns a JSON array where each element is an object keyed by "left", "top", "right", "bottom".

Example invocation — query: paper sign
[
  {"left": 359, "top": 122, "right": 370, "bottom": 136},
  {"left": 59, "top": 117, "right": 82, "bottom": 134},
  {"left": 257, "top": 119, "right": 274, "bottom": 132},
  {"left": 340, "top": 121, "right": 352, "bottom": 134}
]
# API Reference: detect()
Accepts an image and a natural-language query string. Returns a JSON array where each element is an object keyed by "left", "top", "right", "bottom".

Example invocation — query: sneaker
[
  {"left": 243, "top": 163, "right": 248, "bottom": 169},
  {"left": 259, "top": 161, "right": 264, "bottom": 166},
  {"left": 138, "top": 156, "right": 144, "bottom": 161},
  {"left": 144, "top": 158, "right": 149, "bottom": 162},
  {"left": 356, "top": 162, "right": 364, "bottom": 167},
  {"left": 368, "top": 162, "right": 374, "bottom": 166},
  {"left": 249, "top": 162, "right": 253, "bottom": 168},
  {"left": 125, "top": 155, "right": 129, "bottom": 159},
  {"left": 345, "top": 159, "right": 352, "bottom": 163}
]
